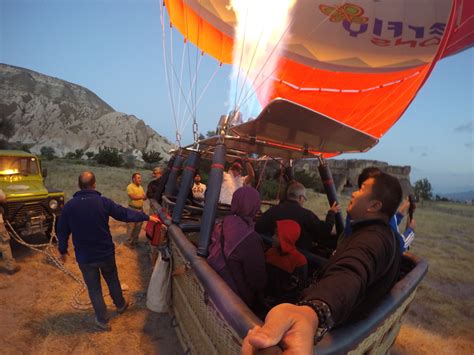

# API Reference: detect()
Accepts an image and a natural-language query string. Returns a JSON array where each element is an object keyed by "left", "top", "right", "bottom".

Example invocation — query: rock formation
[
  {"left": 0, "top": 63, "right": 172, "bottom": 159},
  {"left": 296, "top": 159, "right": 413, "bottom": 196}
]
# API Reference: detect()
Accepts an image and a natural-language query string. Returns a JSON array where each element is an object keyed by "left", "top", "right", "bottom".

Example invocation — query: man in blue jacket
[{"left": 57, "top": 171, "right": 158, "bottom": 331}]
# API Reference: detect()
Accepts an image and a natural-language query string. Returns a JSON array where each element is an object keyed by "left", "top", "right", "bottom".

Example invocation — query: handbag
[
  {"left": 145, "top": 214, "right": 167, "bottom": 247},
  {"left": 146, "top": 248, "right": 171, "bottom": 313}
]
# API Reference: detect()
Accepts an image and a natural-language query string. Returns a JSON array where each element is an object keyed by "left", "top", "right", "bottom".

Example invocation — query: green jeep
[{"left": 0, "top": 150, "right": 64, "bottom": 238}]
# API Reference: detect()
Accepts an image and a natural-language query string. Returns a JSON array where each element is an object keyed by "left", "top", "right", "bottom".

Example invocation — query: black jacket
[
  {"left": 146, "top": 177, "right": 163, "bottom": 203},
  {"left": 255, "top": 200, "right": 336, "bottom": 251},
  {"left": 301, "top": 219, "right": 401, "bottom": 325}
]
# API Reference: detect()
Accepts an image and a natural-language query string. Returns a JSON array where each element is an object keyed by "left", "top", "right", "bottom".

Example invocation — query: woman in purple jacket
[{"left": 208, "top": 186, "right": 266, "bottom": 313}]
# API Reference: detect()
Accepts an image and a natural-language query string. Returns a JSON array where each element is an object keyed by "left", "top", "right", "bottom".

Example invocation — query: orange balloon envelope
[{"left": 164, "top": 0, "right": 474, "bottom": 140}]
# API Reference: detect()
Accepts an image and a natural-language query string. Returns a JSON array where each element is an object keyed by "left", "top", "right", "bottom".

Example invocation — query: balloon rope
[
  {"left": 180, "top": 62, "right": 221, "bottom": 134},
  {"left": 233, "top": 7, "right": 250, "bottom": 112},
  {"left": 160, "top": 3, "right": 180, "bottom": 146},
  {"left": 235, "top": 25, "right": 266, "bottom": 109},
  {"left": 236, "top": 13, "right": 294, "bottom": 110},
  {"left": 175, "top": 32, "right": 187, "bottom": 124}
]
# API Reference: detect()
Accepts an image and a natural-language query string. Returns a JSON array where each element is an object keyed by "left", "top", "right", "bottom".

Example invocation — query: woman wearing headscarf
[{"left": 208, "top": 186, "right": 266, "bottom": 312}]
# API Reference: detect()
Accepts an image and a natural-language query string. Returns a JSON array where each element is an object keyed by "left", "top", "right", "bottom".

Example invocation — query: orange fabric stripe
[{"left": 165, "top": 0, "right": 233, "bottom": 63}]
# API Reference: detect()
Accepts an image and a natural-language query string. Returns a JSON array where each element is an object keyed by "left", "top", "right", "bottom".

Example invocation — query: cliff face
[
  {"left": 296, "top": 159, "right": 413, "bottom": 196},
  {"left": 0, "top": 63, "right": 172, "bottom": 159}
]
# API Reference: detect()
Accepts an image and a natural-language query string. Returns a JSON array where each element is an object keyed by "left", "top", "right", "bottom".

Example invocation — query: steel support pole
[
  {"left": 317, "top": 158, "right": 344, "bottom": 236},
  {"left": 172, "top": 150, "right": 200, "bottom": 224},
  {"left": 197, "top": 143, "right": 226, "bottom": 257}
]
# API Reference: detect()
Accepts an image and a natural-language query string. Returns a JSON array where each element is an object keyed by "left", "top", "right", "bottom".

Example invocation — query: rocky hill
[{"left": 0, "top": 63, "right": 172, "bottom": 159}]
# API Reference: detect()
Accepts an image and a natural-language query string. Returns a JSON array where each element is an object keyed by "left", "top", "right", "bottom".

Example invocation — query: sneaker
[
  {"left": 94, "top": 318, "right": 111, "bottom": 331},
  {"left": 4, "top": 265, "right": 20, "bottom": 275},
  {"left": 117, "top": 298, "right": 129, "bottom": 314}
]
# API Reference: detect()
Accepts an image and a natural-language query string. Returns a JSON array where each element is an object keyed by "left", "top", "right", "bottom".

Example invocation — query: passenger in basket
[
  {"left": 126, "top": 172, "right": 146, "bottom": 247},
  {"left": 191, "top": 173, "right": 206, "bottom": 201},
  {"left": 208, "top": 186, "right": 266, "bottom": 313},
  {"left": 57, "top": 171, "right": 158, "bottom": 331},
  {"left": 343, "top": 167, "right": 417, "bottom": 254},
  {"left": 242, "top": 172, "right": 402, "bottom": 353},
  {"left": 265, "top": 219, "right": 307, "bottom": 304},
  {"left": 218, "top": 159, "right": 255, "bottom": 205},
  {"left": 255, "top": 181, "right": 340, "bottom": 253}
]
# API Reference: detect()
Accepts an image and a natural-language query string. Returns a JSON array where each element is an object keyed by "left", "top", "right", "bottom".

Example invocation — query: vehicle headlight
[{"left": 49, "top": 199, "right": 58, "bottom": 210}]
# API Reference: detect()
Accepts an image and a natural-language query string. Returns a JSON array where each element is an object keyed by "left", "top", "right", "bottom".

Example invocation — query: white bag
[{"left": 146, "top": 251, "right": 171, "bottom": 313}]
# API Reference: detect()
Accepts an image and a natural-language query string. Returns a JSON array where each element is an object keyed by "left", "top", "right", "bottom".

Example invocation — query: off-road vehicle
[{"left": 0, "top": 150, "right": 64, "bottom": 238}]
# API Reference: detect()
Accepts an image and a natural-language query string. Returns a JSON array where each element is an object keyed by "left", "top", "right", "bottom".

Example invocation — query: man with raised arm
[
  {"left": 242, "top": 172, "right": 402, "bottom": 353},
  {"left": 57, "top": 171, "right": 158, "bottom": 331},
  {"left": 219, "top": 159, "right": 255, "bottom": 205}
]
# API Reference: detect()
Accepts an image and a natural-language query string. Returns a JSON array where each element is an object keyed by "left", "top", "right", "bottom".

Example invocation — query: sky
[{"left": 1, "top": 0, "right": 473, "bottom": 194}]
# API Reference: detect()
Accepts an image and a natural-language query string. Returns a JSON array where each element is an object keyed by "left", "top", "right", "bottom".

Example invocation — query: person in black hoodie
[
  {"left": 57, "top": 171, "right": 158, "bottom": 331},
  {"left": 242, "top": 172, "right": 402, "bottom": 354},
  {"left": 256, "top": 181, "right": 340, "bottom": 252}
]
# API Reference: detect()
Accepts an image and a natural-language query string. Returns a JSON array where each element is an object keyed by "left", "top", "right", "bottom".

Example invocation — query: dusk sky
[{"left": 2, "top": 0, "right": 473, "bottom": 193}]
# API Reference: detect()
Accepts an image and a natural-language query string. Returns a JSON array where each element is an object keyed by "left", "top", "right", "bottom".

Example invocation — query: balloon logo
[{"left": 319, "top": 3, "right": 368, "bottom": 24}]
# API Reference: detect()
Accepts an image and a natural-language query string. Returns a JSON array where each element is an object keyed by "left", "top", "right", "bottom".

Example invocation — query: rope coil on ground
[{"left": 5, "top": 216, "right": 90, "bottom": 310}]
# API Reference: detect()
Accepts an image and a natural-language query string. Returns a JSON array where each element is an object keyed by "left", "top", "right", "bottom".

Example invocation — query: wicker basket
[
  {"left": 168, "top": 224, "right": 427, "bottom": 355},
  {"left": 171, "top": 237, "right": 242, "bottom": 354}
]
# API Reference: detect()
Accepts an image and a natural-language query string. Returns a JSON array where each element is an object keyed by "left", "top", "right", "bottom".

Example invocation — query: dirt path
[{"left": 0, "top": 220, "right": 182, "bottom": 354}]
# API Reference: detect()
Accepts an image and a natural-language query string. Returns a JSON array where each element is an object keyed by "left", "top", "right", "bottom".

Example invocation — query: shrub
[
  {"left": 95, "top": 147, "right": 124, "bottom": 167},
  {"left": 74, "top": 149, "right": 84, "bottom": 159},
  {"left": 142, "top": 150, "right": 163, "bottom": 165},
  {"left": 40, "top": 146, "right": 56, "bottom": 160},
  {"left": 85, "top": 151, "right": 95, "bottom": 159},
  {"left": 294, "top": 169, "right": 323, "bottom": 192}
]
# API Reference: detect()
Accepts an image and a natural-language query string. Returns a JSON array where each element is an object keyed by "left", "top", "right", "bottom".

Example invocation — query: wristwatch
[{"left": 297, "top": 299, "right": 335, "bottom": 342}]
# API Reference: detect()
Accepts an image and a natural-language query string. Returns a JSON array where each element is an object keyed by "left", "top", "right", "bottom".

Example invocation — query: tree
[
  {"left": 85, "top": 151, "right": 95, "bottom": 159},
  {"left": 206, "top": 130, "right": 216, "bottom": 138},
  {"left": 142, "top": 150, "right": 163, "bottom": 166},
  {"left": 414, "top": 178, "right": 433, "bottom": 202},
  {"left": 74, "top": 149, "right": 85, "bottom": 159},
  {"left": 95, "top": 147, "right": 124, "bottom": 167},
  {"left": 40, "top": 146, "right": 56, "bottom": 161}
]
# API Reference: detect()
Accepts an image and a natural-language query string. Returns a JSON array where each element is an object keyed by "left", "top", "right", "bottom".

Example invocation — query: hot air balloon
[{"left": 150, "top": 1, "right": 473, "bottom": 353}]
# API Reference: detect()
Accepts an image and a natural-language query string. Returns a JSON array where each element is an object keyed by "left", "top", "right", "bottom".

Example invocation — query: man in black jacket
[
  {"left": 146, "top": 167, "right": 163, "bottom": 212},
  {"left": 255, "top": 181, "right": 340, "bottom": 252},
  {"left": 242, "top": 172, "right": 402, "bottom": 353}
]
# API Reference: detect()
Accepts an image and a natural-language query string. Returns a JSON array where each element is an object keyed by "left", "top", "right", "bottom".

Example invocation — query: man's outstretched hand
[{"left": 241, "top": 303, "right": 318, "bottom": 355}]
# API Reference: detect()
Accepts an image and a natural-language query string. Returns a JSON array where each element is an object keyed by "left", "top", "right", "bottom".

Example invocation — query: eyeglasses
[{"left": 300, "top": 195, "right": 308, "bottom": 201}]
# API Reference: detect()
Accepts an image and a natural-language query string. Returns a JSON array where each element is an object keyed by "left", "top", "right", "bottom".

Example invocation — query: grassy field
[
  {"left": 42, "top": 159, "right": 474, "bottom": 353},
  {"left": 307, "top": 192, "right": 474, "bottom": 353},
  {"left": 43, "top": 159, "right": 156, "bottom": 206}
]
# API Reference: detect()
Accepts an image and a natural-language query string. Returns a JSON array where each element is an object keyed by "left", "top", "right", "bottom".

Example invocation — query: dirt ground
[{"left": 0, "top": 220, "right": 182, "bottom": 354}]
